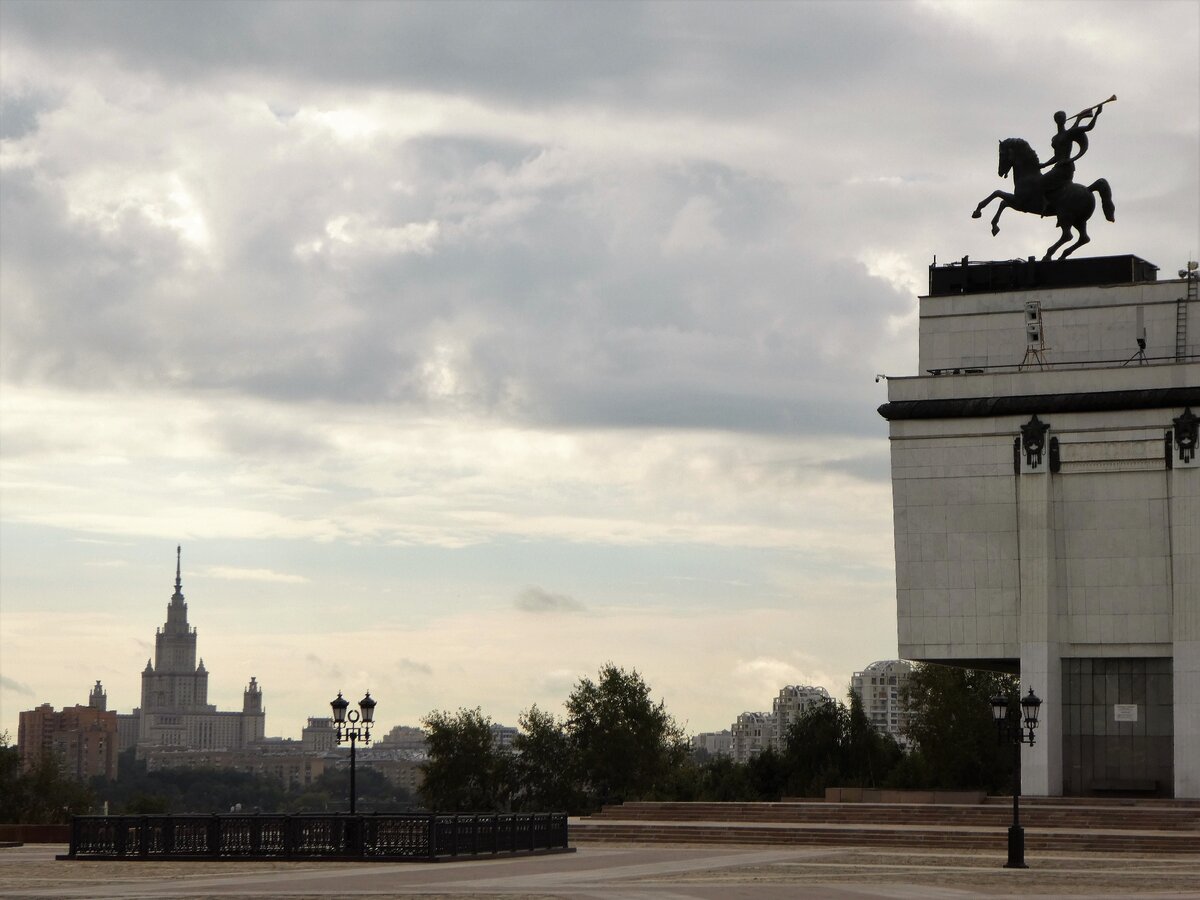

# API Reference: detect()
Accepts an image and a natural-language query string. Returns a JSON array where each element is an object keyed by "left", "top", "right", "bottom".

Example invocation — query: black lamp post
[
  {"left": 330, "top": 691, "right": 376, "bottom": 814},
  {"left": 990, "top": 686, "right": 1042, "bottom": 869}
]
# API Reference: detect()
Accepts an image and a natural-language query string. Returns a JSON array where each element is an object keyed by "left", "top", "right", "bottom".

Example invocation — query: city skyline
[
  {"left": 12, "top": 545, "right": 909, "bottom": 743},
  {"left": 2, "top": 1, "right": 1198, "bottom": 741}
]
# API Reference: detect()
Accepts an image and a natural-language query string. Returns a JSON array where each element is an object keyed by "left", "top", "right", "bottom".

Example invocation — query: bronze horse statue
[{"left": 972, "top": 137, "right": 1115, "bottom": 260}]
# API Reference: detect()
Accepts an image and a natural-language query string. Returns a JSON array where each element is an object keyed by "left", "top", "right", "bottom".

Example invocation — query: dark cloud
[
  {"left": 304, "top": 653, "right": 343, "bottom": 681},
  {"left": 515, "top": 586, "right": 585, "bottom": 613},
  {"left": 0, "top": 1, "right": 1195, "bottom": 445},
  {"left": 1, "top": 1, "right": 662, "bottom": 105},
  {"left": 0, "top": 122, "right": 910, "bottom": 437},
  {"left": 0, "top": 87, "right": 52, "bottom": 140},
  {"left": 0, "top": 675, "right": 36, "bottom": 696},
  {"left": 396, "top": 658, "right": 433, "bottom": 676},
  {"left": 0, "top": 1, "right": 1067, "bottom": 134}
]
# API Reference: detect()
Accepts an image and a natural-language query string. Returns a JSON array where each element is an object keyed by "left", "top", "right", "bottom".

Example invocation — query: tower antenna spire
[{"left": 175, "top": 545, "right": 182, "bottom": 593}]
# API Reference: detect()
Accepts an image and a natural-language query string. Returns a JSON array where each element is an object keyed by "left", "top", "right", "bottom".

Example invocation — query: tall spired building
[
  {"left": 119, "top": 548, "right": 266, "bottom": 754},
  {"left": 143, "top": 547, "right": 207, "bottom": 710}
]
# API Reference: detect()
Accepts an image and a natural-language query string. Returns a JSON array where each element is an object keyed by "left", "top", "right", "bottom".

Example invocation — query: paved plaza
[{"left": 2, "top": 842, "right": 1199, "bottom": 899}]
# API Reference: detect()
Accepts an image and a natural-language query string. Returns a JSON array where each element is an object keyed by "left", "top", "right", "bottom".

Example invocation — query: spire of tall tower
[
  {"left": 164, "top": 545, "right": 190, "bottom": 636},
  {"left": 89, "top": 680, "right": 107, "bottom": 711}
]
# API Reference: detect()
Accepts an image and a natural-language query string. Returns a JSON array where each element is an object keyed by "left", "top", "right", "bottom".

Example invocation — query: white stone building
[
  {"left": 880, "top": 255, "right": 1199, "bottom": 797},
  {"left": 731, "top": 712, "right": 774, "bottom": 764},
  {"left": 850, "top": 660, "right": 914, "bottom": 749},
  {"left": 771, "top": 685, "right": 832, "bottom": 751}
]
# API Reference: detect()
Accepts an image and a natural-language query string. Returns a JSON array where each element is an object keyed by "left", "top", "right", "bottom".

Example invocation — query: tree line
[{"left": 418, "top": 662, "right": 1019, "bottom": 814}]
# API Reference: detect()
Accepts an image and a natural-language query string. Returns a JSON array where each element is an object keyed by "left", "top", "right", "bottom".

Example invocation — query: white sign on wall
[{"left": 1113, "top": 704, "right": 1139, "bottom": 722}]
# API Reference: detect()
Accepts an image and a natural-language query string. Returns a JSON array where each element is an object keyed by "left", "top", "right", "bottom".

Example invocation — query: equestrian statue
[{"left": 972, "top": 96, "right": 1117, "bottom": 260}]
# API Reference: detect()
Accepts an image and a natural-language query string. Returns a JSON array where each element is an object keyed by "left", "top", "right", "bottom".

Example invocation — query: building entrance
[{"left": 1061, "top": 658, "right": 1173, "bottom": 797}]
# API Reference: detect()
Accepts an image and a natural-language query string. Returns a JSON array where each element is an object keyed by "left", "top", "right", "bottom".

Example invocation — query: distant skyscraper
[
  {"left": 88, "top": 679, "right": 107, "bottom": 712},
  {"left": 118, "top": 547, "right": 266, "bottom": 755},
  {"left": 771, "top": 685, "right": 832, "bottom": 751},
  {"left": 731, "top": 711, "right": 774, "bottom": 764},
  {"left": 850, "top": 660, "right": 913, "bottom": 749}
]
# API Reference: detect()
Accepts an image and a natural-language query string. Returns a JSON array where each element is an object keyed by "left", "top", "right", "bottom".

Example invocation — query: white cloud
[
  {"left": 661, "top": 195, "right": 725, "bottom": 255},
  {"left": 202, "top": 566, "right": 308, "bottom": 585}
]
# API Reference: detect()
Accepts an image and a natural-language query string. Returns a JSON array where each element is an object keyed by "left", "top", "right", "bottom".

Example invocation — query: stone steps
[
  {"left": 582, "top": 800, "right": 1200, "bottom": 831},
  {"left": 572, "top": 799, "right": 1200, "bottom": 854},
  {"left": 571, "top": 821, "right": 1200, "bottom": 854}
]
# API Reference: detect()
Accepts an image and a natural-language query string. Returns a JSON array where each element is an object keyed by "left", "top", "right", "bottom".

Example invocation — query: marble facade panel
[{"left": 888, "top": 274, "right": 1197, "bottom": 794}]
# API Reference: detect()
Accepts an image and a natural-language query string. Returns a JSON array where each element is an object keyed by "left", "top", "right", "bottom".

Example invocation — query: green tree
[
  {"left": 296, "top": 766, "right": 413, "bottom": 813},
  {"left": 746, "top": 747, "right": 788, "bottom": 800},
  {"left": 564, "top": 664, "right": 686, "bottom": 810},
  {"left": 783, "top": 700, "right": 847, "bottom": 797},
  {"left": 95, "top": 765, "right": 285, "bottom": 814},
  {"left": 511, "top": 705, "right": 584, "bottom": 813},
  {"left": 419, "top": 707, "right": 511, "bottom": 812},
  {"left": 0, "top": 736, "right": 30, "bottom": 822},
  {"left": 898, "top": 663, "right": 1017, "bottom": 792},
  {"left": 0, "top": 733, "right": 95, "bottom": 823},
  {"left": 782, "top": 694, "right": 903, "bottom": 797},
  {"left": 844, "top": 691, "right": 904, "bottom": 789},
  {"left": 693, "top": 755, "right": 757, "bottom": 801}
]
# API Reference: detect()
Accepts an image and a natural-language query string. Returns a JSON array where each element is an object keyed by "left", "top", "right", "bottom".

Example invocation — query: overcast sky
[{"left": 2, "top": 0, "right": 1197, "bottom": 742}]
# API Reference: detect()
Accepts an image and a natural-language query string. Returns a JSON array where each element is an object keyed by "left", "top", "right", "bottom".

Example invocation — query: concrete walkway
[{"left": 3, "top": 842, "right": 1200, "bottom": 899}]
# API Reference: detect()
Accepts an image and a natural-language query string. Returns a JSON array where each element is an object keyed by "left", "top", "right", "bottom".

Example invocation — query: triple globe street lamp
[
  {"left": 990, "top": 686, "right": 1042, "bottom": 869},
  {"left": 330, "top": 691, "right": 376, "bottom": 815}
]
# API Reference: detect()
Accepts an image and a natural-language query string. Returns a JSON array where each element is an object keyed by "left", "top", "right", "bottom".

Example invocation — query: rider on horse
[
  {"left": 1038, "top": 104, "right": 1103, "bottom": 215},
  {"left": 971, "top": 96, "right": 1116, "bottom": 260}
]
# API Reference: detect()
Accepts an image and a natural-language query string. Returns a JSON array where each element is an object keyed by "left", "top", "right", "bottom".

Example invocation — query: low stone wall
[
  {"left": 820, "top": 788, "right": 986, "bottom": 805},
  {"left": 0, "top": 824, "right": 71, "bottom": 843}
]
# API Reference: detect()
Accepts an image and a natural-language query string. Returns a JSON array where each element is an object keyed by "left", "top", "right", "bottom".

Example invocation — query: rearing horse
[{"left": 971, "top": 137, "right": 1115, "bottom": 260}]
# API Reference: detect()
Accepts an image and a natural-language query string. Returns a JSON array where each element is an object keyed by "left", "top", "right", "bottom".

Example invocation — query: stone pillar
[
  {"left": 1170, "top": 459, "right": 1200, "bottom": 798},
  {"left": 1017, "top": 418, "right": 1061, "bottom": 796}
]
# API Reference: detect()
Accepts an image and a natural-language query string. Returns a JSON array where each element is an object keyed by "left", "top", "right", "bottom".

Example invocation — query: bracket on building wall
[
  {"left": 1049, "top": 437, "right": 1061, "bottom": 473},
  {"left": 1173, "top": 408, "right": 1198, "bottom": 464},
  {"left": 1166, "top": 430, "right": 1174, "bottom": 470},
  {"left": 1020, "top": 415, "right": 1051, "bottom": 471}
]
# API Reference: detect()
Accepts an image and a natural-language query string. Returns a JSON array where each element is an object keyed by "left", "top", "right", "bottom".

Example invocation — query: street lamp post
[
  {"left": 990, "top": 686, "right": 1042, "bottom": 869},
  {"left": 330, "top": 691, "right": 376, "bottom": 815}
]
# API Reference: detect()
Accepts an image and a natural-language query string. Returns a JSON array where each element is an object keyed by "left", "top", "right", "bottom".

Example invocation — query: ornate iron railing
[{"left": 62, "top": 813, "right": 570, "bottom": 861}]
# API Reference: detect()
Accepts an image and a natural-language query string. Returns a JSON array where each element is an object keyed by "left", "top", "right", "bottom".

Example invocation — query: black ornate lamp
[
  {"left": 1020, "top": 688, "right": 1043, "bottom": 739},
  {"left": 330, "top": 690, "right": 375, "bottom": 815},
  {"left": 330, "top": 691, "right": 349, "bottom": 724},
  {"left": 992, "top": 685, "right": 1042, "bottom": 869},
  {"left": 1174, "top": 408, "right": 1198, "bottom": 464},
  {"left": 990, "top": 692, "right": 1008, "bottom": 724}
]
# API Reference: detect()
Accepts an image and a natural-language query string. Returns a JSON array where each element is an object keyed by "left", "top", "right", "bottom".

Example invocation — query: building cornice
[{"left": 878, "top": 387, "right": 1200, "bottom": 421}]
